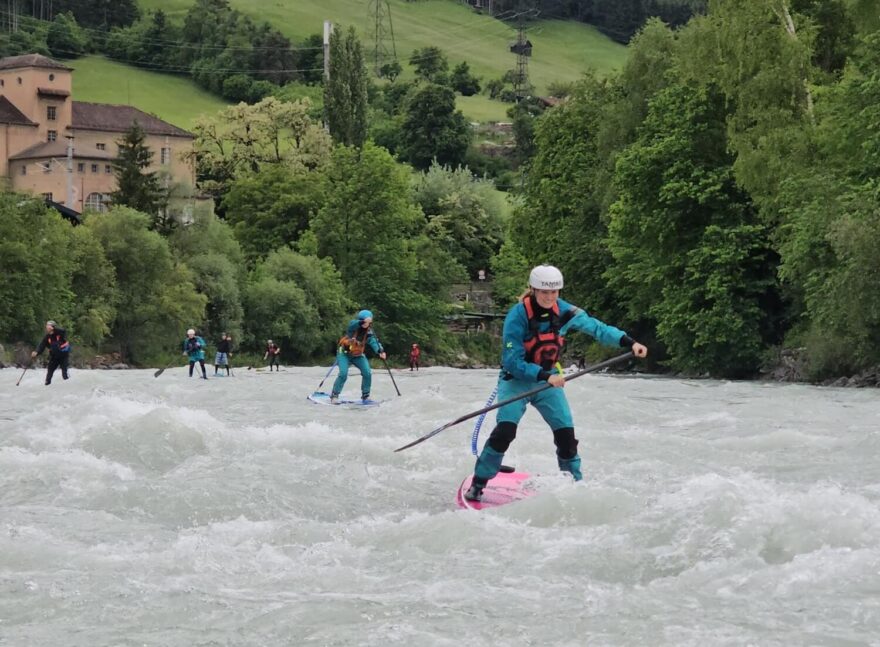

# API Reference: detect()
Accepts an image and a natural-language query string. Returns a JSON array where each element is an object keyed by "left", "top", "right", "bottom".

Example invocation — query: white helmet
[
  {"left": 187, "top": 328, "right": 195, "bottom": 335},
  {"left": 529, "top": 265, "right": 564, "bottom": 290}
]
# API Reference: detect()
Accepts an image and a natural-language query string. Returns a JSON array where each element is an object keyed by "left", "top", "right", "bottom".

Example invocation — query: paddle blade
[{"left": 153, "top": 368, "right": 165, "bottom": 378}]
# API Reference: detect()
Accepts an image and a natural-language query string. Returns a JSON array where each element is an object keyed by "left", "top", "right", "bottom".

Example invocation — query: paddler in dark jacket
[
  {"left": 215, "top": 332, "right": 232, "bottom": 376},
  {"left": 330, "top": 309, "right": 386, "bottom": 402},
  {"left": 31, "top": 320, "right": 71, "bottom": 385}
]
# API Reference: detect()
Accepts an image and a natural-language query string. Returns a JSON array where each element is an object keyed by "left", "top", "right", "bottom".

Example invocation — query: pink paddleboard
[{"left": 455, "top": 471, "right": 535, "bottom": 510}]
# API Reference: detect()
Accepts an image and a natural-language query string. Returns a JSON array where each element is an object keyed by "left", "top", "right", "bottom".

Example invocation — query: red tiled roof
[
  {"left": 9, "top": 140, "right": 116, "bottom": 161},
  {"left": 71, "top": 101, "right": 192, "bottom": 138},
  {"left": 0, "top": 95, "right": 36, "bottom": 126},
  {"left": 0, "top": 54, "right": 73, "bottom": 72}
]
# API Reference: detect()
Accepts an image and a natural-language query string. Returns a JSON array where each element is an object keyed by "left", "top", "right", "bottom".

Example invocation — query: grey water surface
[{"left": 1, "top": 365, "right": 879, "bottom": 646}]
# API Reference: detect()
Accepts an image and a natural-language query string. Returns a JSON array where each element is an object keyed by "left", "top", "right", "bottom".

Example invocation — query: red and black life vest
[
  {"left": 46, "top": 332, "right": 70, "bottom": 354},
  {"left": 522, "top": 296, "right": 574, "bottom": 371}
]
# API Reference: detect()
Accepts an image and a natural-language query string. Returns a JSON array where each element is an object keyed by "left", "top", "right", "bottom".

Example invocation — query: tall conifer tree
[
  {"left": 324, "top": 26, "right": 368, "bottom": 147},
  {"left": 112, "top": 121, "right": 162, "bottom": 217}
]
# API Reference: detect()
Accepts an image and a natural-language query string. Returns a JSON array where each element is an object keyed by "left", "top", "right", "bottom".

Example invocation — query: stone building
[{"left": 0, "top": 53, "right": 195, "bottom": 213}]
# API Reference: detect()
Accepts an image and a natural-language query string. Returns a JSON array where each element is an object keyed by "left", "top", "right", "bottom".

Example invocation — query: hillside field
[
  {"left": 71, "top": 55, "right": 228, "bottom": 129},
  {"left": 68, "top": 1, "right": 628, "bottom": 126},
  {"left": 138, "top": 0, "right": 628, "bottom": 95}
]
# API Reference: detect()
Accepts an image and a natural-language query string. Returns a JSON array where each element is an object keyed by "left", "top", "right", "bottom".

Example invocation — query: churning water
[{"left": 1, "top": 365, "right": 879, "bottom": 646}]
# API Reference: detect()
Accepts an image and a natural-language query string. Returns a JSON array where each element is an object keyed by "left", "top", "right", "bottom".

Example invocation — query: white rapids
[{"left": 1, "top": 365, "right": 879, "bottom": 646}]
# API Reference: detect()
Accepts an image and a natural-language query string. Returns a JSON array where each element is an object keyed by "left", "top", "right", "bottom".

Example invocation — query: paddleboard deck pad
[
  {"left": 308, "top": 391, "right": 382, "bottom": 407},
  {"left": 456, "top": 471, "right": 534, "bottom": 510}
]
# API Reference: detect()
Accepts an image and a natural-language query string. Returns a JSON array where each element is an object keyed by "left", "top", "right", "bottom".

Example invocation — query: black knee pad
[
  {"left": 487, "top": 422, "right": 518, "bottom": 453},
  {"left": 553, "top": 427, "right": 578, "bottom": 459}
]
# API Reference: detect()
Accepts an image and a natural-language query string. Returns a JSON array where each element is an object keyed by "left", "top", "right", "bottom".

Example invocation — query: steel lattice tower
[
  {"left": 512, "top": 23, "right": 532, "bottom": 101},
  {"left": 368, "top": 0, "right": 397, "bottom": 76}
]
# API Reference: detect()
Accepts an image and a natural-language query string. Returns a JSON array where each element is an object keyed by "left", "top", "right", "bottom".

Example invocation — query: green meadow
[
  {"left": 138, "top": 0, "right": 627, "bottom": 94},
  {"left": 70, "top": 55, "right": 229, "bottom": 130},
  {"left": 70, "top": 1, "right": 627, "bottom": 125}
]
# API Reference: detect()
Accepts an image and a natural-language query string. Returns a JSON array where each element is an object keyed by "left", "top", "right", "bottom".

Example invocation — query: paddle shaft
[
  {"left": 393, "top": 351, "right": 634, "bottom": 452},
  {"left": 316, "top": 361, "right": 337, "bottom": 391},
  {"left": 372, "top": 331, "right": 401, "bottom": 396},
  {"left": 15, "top": 364, "right": 30, "bottom": 386},
  {"left": 383, "top": 358, "right": 401, "bottom": 396}
]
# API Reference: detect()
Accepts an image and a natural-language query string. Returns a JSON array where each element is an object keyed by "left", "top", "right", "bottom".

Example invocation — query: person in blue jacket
[
  {"left": 330, "top": 310, "right": 386, "bottom": 402},
  {"left": 464, "top": 265, "right": 648, "bottom": 502},
  {"left": 183, "top": 328, "right": 208, "bottom": 379}
]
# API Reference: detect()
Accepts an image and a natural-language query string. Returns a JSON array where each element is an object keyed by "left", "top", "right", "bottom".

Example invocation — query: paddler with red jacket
[
  {"left": 31, "top": 320, "right": 72, "bottom": 385},
  {"left": 330, "top": 310, "right": 386, "bottom": 403},
  {"left": 464, "top": 265, "right": 648, "bottom": 502}
]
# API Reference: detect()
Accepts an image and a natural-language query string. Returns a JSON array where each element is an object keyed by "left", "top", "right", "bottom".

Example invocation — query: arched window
[{"left": 84, "top": 192, "right": 109, "bottom": 213}]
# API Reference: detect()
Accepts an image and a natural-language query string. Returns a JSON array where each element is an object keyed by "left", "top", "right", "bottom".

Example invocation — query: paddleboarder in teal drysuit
[
  {"left": 183, "top": 328, "right": 208, "bottom": 379},
  {"left": 331, "top": 310, "right": 386, "bottom": 402},
  {"left": 464, "top": 265, "right": 648, "bottom": 502}
]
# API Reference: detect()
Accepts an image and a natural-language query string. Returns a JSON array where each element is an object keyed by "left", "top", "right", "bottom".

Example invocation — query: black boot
[{"left": 464, "top": 478, "right": 487, "bottom": 502}]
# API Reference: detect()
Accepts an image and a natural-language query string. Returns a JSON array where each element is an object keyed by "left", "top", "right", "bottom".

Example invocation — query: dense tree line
[
  {"left": 491, "top": 0, "right": 706, "bottom": 43},
  {"left": 0, "top": 0, "right": 138, "bottom": 30},
  {"left": 0, "top": 90, "right": 505, "bottom": 365},
  {"left": 104, "top": 0, "right": 323, "bottom": 101},
  {"left": 0, "top": 0, "right": 319, "bottom": 102},
  {"left": 503, "top": 0, "right": 877, "bottom": 379},
  {"left": 6, "top": 1, "right": 878, "bottom": 380}
]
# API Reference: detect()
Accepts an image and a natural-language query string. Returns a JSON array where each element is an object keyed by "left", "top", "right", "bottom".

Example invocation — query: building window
[
  {"left": 43, "top": 163, "right": 51, "bottom": 174},
  {"left": 96, "top": 143, "right": 105, "bottom": 150},
  {"left": 17, "top": 77, "right": 21, "bottom": 85},
  {"left": 85, "top": 193, "right": 108, "bottom": 213},
  {"left": 47, "top": 130, "right": 57, "bottom": 142},
  {"left": 20, "top": 165, "right": 26, "bottom": 175},
  {"left": 77, "top": 162, "right": 84, "bottom": 172},
  {"left": 47, "top": 106, "right": 56, "bottom": 121},
  {"left": 105, "top": 164, "right": 112, "bottom": 174},
  {"left": 49, "top": 73, "right": 55, "bottom": 81},
  {"left": 91, "top": 163, "right": 98, "bottom": 173},
  {"left": 161, "top": 147, "right": 171, "bottom": 165},
  {"left": 42, "top": 192, "right": 53, "bottom": 201},
  {"left": 1, "top": 79, "right": 5, "bottom": 87}
]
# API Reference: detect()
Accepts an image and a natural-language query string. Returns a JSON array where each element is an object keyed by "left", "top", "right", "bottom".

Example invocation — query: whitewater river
[{"left": 1, "top": 365, "right": 879, "bottom": 646}]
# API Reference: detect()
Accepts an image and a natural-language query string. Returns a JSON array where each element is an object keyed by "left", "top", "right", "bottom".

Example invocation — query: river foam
[{"left": 1, "top": 366, "right": 879, "bottom": 645}]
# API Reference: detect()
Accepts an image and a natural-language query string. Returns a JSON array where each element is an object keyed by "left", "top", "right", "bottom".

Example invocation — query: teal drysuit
[
  {"left": 471, "top": 296, "right": 632, "bottom": 487},
  {"left": 495, "top": 297, "right": 627, "bottom": 429},
  {"left": 331, "top": 319, "right": 384, "bottom": 398},
  {"left": 183, "top": 336, "right": 206, "bottom": 361}
]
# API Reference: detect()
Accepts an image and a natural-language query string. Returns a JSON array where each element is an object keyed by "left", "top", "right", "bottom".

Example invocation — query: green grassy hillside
[
  {"left": 139, "top": 0, "right": 627, "bottom": 95},
  {"left": 71, "top": 55, "right": 229, "bottom": 129},
  {"left": 70, "top": 1, "right": 627, "bottom": 126}
]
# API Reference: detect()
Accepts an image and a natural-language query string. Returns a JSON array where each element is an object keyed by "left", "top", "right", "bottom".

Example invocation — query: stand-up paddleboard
[
  {"left": 307, "top": 391, "right": 382, "bottom": 407},
  {"left": 456, "top": 471, "right": 534, "bottom": 510}
]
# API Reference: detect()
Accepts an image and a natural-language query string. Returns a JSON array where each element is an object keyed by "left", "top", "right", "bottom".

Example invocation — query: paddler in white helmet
[{"left": 464, "top": 265, "right": 648, "bottom": 502}]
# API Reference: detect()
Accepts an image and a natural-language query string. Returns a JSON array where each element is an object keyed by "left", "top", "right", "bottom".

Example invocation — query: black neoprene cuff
[
  {"left": 620, "top": 335, "right": 635, "bottom": 348},
  {"left": 537, "top": 370, "right": 552, "bottom": 382}
]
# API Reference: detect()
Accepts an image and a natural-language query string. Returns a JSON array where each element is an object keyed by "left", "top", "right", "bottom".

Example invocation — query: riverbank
[{"left": 3, "top": 342, "right": 879, "bottom": 387}]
